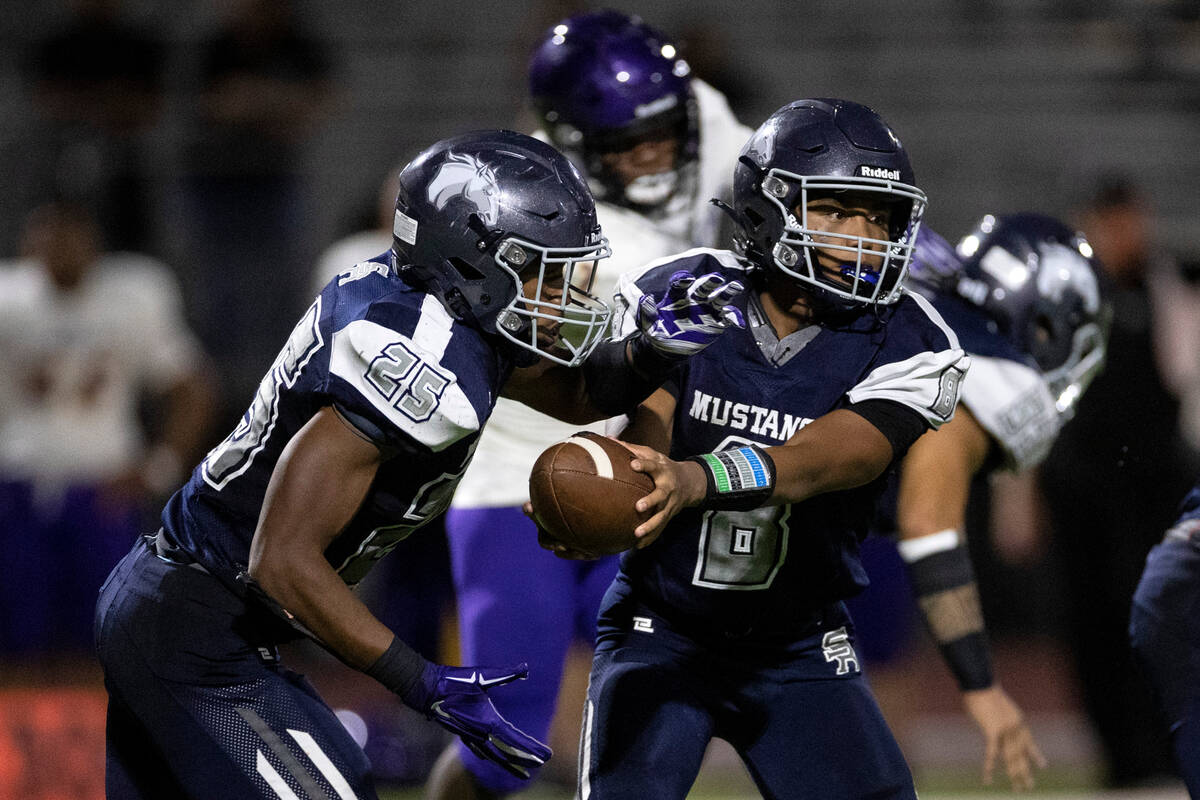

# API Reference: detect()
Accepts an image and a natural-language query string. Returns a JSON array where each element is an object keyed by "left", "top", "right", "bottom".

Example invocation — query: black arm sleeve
[
  {"left": 846, "top": 399, "right": 930, "bottom": 460},
  {"left": 581, "top": 335, "right": 680, "bottom": 417}
]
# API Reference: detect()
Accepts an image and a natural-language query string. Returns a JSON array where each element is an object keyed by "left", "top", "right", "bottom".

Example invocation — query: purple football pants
[{"left": 445, "top": 505, "right": 618, "bottom": 793}]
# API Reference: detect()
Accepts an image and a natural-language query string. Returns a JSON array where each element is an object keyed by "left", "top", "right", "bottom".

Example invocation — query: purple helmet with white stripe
[{"left": 528, "top": 10, "right": 699, "bottom": 212}]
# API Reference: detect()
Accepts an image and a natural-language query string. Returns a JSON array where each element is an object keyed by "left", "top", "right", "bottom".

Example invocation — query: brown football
[{"left": 528, "top": 431, "right": 654, "bottom": 556}]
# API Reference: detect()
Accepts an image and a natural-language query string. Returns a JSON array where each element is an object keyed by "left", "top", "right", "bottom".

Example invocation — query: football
[{"left": 528, "top": 431, "right": 654, "bottom": 556}]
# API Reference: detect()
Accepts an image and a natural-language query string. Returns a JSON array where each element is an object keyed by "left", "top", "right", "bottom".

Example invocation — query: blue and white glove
[
  {"left": 636, "top": 270, "right": 746, "bottom": 358},
  {"left": 412, "top": 662, "right": 551, "bottom": 779}
]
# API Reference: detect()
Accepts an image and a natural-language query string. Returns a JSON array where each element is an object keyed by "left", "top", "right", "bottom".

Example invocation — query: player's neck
[{"left": 758, "top": 276, "right": 816, "bottom": 337}]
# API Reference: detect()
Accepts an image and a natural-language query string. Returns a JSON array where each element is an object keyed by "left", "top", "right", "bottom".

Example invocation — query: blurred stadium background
[{"left": 0, "top": 1, "right": 1197, "bottom": 798}]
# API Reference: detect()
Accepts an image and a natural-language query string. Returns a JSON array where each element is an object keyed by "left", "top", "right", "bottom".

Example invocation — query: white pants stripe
[
  {"left": 256, "top": 750, "right": 301, "bottom": 800},
  {"left": 578, "top": 698, "right": 595, "bottom": 800},
  {"left": 288, "top": 728, "right": 359, "bottom": 800}
]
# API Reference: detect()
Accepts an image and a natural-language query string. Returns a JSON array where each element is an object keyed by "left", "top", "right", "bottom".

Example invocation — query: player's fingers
[
  {"left": 1029, "top": 736, "right": 1048, "bottom": 769},
  {"left": 686, "top": 273, "right": 723, "bottom": 303},
  {"left": 665, "top": 271, "right": 695, "bottom": 303},
  {"left": 981, "top": 735, "right": 998, "bottom": 785},
  {"left": 706, "top": 279, "right": 744, "bottom": 308},
  {"left": 720, "top": 304, "right": 746, "bottom": 329}
]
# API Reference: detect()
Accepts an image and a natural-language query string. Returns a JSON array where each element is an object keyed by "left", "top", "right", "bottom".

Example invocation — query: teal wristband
[{"left": 687, "top": 445, "right": 776, "bottom": 511}]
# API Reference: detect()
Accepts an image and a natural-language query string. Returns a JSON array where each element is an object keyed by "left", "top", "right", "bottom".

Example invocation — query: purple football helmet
[{"left": 528, "top": 10, "right": 699, "bottom": 212}]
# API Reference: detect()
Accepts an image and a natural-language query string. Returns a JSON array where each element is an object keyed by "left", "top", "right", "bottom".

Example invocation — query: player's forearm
[
  {"left": 766, "top": 409, "right": 894, "bottom": 503},
  {"left": 250, "top": 549, "right": 394, "bottom": 668}
]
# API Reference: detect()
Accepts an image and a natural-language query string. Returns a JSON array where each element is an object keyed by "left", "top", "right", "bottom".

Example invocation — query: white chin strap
[{"left": 623, "top": 170, "right": 677, "bottom": 207}]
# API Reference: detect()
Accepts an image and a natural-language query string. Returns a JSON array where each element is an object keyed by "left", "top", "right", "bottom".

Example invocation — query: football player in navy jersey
[
  {"left": 1131, "top": 477, "right": 1200, "bottom": 798},
  {"left": 541, "top": 98, "right": 969, "bottom": 800},
  {"left": 880, "top": 217, "right": 1109, "bottom": 790},
  {"left": 431, "top": 11, "right": 753, "bottom": 799},
  {"left": 93, "top": 130, "right": 744, "bottom": 800}
]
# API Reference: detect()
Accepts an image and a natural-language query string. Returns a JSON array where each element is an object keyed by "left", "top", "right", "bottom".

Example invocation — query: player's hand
[
  {"left": 412, "top": 662, "right": 551, "bottom": 779},
  {"left": 522, "top": 502, "right": 601, "bottom": 560},
  {"left": 636, "top": 271, "right": 745, "bottom": 358},
  {"left": 962, "top": 685, "right": 1047, "bottom": 791},
  {"left": 621, "top": 442, "right": 707, "bottom": 547}
]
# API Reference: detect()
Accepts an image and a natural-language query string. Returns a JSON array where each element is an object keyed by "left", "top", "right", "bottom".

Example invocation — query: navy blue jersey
[
  {"left": 162, "top": 256, "right": 509, "bottom": 593},
  {"left": 608, "top": 250, "right": 968, "bottom": 636}
]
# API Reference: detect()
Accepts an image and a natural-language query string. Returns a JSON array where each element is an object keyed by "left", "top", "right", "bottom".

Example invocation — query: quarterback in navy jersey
[
  {"left": 93, "top": 130, "right": 743, "bottom": 800},
  {"left": 1131, "top": 478, "right": 1200, "bottom": 798},
  {"left": 548, "top": 99, "right": 969, "bottom": 800},
  {"left": 874, "top": 217, "right": 1109, "bottom": 790}
]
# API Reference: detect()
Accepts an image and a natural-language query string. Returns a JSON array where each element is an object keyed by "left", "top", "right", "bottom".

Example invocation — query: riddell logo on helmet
[{"left": 859, "top": 165, "right": 901, "bottom": 180}]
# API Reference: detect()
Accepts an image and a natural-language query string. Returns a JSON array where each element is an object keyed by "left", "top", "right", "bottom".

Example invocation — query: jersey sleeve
[
  {"left": 846, "top": 291, "right": 971, "bottom": 429},
  {"left": 960, "top": 355, "right": 1062, "bottom": 472},
  {"left": 326, "top": 315, "right": 481, "bottom": 454}
]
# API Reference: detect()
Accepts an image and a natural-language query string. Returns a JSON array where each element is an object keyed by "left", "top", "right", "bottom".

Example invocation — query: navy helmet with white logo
[
  {"left": 393, "top": 130, "right": 611, "bottom": 366},
  {"left": 732, "top": 98, "right": 927, "bottom": 307},
  {"left": 528, "top": 9, "right": 698, "bottom": 212},
  {"left": 953, "top": 212, "right": 1110, "bottom": 415}
]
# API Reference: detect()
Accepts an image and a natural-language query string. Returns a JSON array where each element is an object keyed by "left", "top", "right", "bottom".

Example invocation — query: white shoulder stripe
[
  {"left": 330, "top": 318, "right": 479, "bottom": 451},
  {"left": 905, "top": 288, "right": 961, "bottom": 351},
  {"left": 568, "top": 435, "right": 613, "bottom": 479}
]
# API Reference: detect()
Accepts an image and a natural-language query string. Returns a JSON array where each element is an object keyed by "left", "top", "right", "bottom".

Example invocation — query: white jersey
[
  {"left": 653, "top": 79, "right": 754, "bottom": 246},
  {"left": 0, "top": 254, "right": 203, "bottom": 484},
  {"left": 960, "top": 355, "right": 1061, "bottom": 473}
]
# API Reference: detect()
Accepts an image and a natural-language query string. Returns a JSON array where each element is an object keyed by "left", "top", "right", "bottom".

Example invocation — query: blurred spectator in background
[
  {"left": 24, "top": 0, "right": 166, "bottom": 252},
  {"left": 0, "top": 200, "right": 215, "bottom": 658},
  {"left": 1037, "top": 174, "right": 1200, "bottom": 787},
  {"left": 176, "top": 0, "right": 334, "bottom": 426}
]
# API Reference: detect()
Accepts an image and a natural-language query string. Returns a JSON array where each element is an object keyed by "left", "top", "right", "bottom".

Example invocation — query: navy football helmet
[
  {"left": 528, "top": 10, "right": 698, "bottom": 212},
  {"left": 954, "top": 213, "right": 1110, "bottom": 415},
  {"left": 732, "top": 98, "right": 927, "bottom": 307},
  {"left": 392, "top": 130, "right": 611, "bottom": 367}
]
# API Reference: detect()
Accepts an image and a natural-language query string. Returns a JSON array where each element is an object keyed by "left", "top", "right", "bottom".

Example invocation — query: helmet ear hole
[{"left": 448, "top": 257, "right": 486, "bottom": 283}]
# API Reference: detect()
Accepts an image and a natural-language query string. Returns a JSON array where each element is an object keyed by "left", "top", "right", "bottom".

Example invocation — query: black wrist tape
[
  {"left": 364, "top": 636, "right": 429, "bottom": 707},
  {"left": 940, "top": 632, "right": 995, "bottom": 691},
  {"left": 687, "top": 444, "right": 776, "bottom": 511}
]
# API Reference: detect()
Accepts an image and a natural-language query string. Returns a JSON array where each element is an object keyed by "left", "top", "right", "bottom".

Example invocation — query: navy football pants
[
  {"left": 1130, "top": 533, "right": 1200, "bottom": 797},
  {"left": 95, "top": 539, "right": 376, "bottom": 799},
  {"left": 580, "top": 604, "right": 916, "bottom": 800}
]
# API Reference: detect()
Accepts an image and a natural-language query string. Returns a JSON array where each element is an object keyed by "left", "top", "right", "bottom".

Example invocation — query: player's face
[
  {"left": 801, "top": 193, "right": 892, "bottom": 269},
  {"left": 598, "top": 132, "right": 679, "bottom": 187}
]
